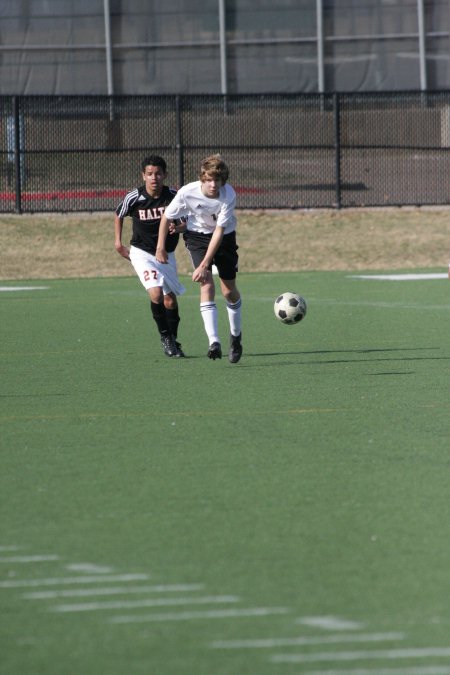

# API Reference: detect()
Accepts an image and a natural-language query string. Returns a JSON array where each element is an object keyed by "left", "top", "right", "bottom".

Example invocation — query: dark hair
[{"left": 141, "top": 155, "right": 167, "bottom": 173}]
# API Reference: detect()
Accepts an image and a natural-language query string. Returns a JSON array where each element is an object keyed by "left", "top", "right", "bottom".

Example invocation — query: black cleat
[
  {"left": 175, "top": 341, "right": 185, "bottom": 358},
  {"left": 161, "top": 334, "right": 178, "bottom": 357},
  {"left": 207, "top": 342, "right": 222, "bottom": 360},
  {"left": 228, "top": 333, "right": 243, "bottom": 363}
]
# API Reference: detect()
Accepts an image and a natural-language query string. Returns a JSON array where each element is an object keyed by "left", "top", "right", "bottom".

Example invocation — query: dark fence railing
[{"left": 1, "top": 92, "right": 450, "bottom": 213}]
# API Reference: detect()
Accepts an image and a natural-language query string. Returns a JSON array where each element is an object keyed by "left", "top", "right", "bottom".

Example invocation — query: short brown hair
[{"left": 199, "top": 154, "right": 229, "bottom": 184}]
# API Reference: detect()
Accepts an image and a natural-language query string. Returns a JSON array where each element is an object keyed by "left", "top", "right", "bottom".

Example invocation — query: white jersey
[{"left": 164, "top": 181, "right": 236, "bottom": 235}]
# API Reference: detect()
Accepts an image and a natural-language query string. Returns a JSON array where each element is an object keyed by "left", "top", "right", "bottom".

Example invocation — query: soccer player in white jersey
[
  {"left": 156, "top": 154, "right": 242, "bottom": 363},
  {"left": 114, "top": 155, "right": 186, "bottom": 358}
]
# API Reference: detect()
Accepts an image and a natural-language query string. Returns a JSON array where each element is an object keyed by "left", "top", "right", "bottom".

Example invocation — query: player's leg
[
  {"left": 147, "top": 286, "right": 178, "bottom": 357},
  {"left": 184, "top": 232, "right": 221, "bottom": 358},
  {"left": 200, "top": 275, "right": 222, "bottom": 360},
  {"left": 161, "top": 253, "right": 186, "bottom": 357},
  {"left": 129, "top": 246, "right": 179, "bottom": 357},
  {"left": 163, "top": 291, "right": 180, "bottom": 337},
  {"left": 215, "top": 233, "right": 242, "bottom": 363},
  {"left": 220, "top": 278, "right": 242, "bottom": 363},
  {"left": 163, "top": 292, "right": 185, "bottom": 357}
]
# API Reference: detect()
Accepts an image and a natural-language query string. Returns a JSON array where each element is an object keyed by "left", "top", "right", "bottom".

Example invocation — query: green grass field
[{"left": 1, "top": 270, "right": 450, "bottom": 675}]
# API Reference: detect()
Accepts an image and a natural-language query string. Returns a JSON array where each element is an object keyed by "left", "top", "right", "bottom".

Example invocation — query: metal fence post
[
  {"left": 333, "top": 92, "right": 341, "bottom": 209},
  {"left": 104, "top": 0, "right": 114, "bottom": 97},
  {"left": 175, "top": 95, "right": 184, "bottom": 187},
  {"left": 12, "top": 96, "right": 22, "bottom": 214},
  {"left": 417, "top": 0, "right": 427, "bottom": 92},
  {"left": 316, "top": 0, "right": 325, "bottom": 94},
  {"left": 218, "top": 0, "right": 227, "bottom": 97}
]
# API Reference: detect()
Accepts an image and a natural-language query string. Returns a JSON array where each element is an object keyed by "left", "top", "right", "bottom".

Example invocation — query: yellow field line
[{"left": 1, "top": 408, "right": 343, "bottom": 423}]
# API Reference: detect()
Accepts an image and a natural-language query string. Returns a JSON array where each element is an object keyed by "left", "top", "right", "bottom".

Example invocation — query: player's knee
[
  {"left": 221, "top": 284, "right": 239, "bottom": 304},
  {"left": 163, "top": 293, "right": 177, "bottom": 309},
  {"left": 148, "top": 288, "right": 164, "bottom": 304}
]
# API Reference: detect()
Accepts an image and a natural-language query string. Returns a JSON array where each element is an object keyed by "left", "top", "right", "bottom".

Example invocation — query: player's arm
[
  {"left": 169, "top": 217, "right": 187, "bottom": 234},
  {"left": 114, "top": 213, "right": 130, "bottom": 260},
  {"left": 192, "top": 226, "right": 225, "bottom": 282},
  {"left": 155, "top": 212, "right": 171, "bottom": 263},
  {"left": 157, "top": 191, "right": 187, "bottom": 261}
]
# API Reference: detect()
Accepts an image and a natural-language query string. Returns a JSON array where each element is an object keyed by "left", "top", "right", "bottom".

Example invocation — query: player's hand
[
  {"left": 169, "top": 219, "right": 187, "bottom": 234},
  {"left": 115, "top": 244, "right": 130, "bottom": 260},
  {"left": 192, "top": 266, "right": 210, "bottom": 283},
  {"left": 156, "top": 247, "right": 168, "bottom": 264}
]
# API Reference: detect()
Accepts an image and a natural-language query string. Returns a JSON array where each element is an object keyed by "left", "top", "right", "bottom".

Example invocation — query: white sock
[
  {"left": 200, "top": 302, "right": 220, "bottom": 344},
  {"left": 226, "top": 297, "right": 242, "bottom": 337}
]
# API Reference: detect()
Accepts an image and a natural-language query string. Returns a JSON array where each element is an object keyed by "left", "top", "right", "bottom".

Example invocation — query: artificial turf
[{"left": 1, "top": 270, "right": 449, "bottom": 675}]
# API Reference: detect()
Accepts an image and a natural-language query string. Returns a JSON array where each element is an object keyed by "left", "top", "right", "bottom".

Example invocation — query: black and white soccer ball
[{"left": 274, "top": 292, "right": 307, "bottom": 324}]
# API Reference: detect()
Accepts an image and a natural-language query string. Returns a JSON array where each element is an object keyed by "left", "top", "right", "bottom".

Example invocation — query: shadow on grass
[{"left": 241, "top": 346, "right": 446, "bottom": 365}]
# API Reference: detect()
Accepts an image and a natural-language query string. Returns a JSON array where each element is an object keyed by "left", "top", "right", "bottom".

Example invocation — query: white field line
[
  {"left": 349, "top": 273, "right": 448, "bottom": 281},
  {"left": 109, "top": 607, "right": 289, "bottom": 624},
  {"left": 24, "top": 583, "right": 205, "bottom": 599},
  {"left": 297, "top": 616, "right": 365, "bottom": 631},
  {"left": 313, "top": 298, "right": 450, "bottom": 310},
  {"left": 0, "top": 573, "right": 149, "bottom": 588},
  {"left": 271, "top": 647, "right": 450, "bottom": 663},
  {"left": 0, "top": 286, "right": 49, "bottom": 292},
  {"left": 0, "top": 546, "right": 20, "bottom": 552},
  {"left": 65, "top": 563, "right": 113, "bottom": 574},
  {"left": 211, "top": 632, "right": 405, "bottom": 649},
  {"left": 53, "top": 594, "right": 239, "bottom": 613},
  {"left": 0, "top": 555, "right": 59, "bottom": 563},
  {"left": 302, "top": 668, "right": 450, "bottom": 675}
]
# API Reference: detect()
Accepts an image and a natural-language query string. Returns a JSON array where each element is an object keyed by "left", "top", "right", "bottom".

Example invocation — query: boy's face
[
  {"left": 201, "top": 173, "right": 223, "bottom": 199},
  {"left": 142, "top": 164, "right": 166, "bottom": 196}
]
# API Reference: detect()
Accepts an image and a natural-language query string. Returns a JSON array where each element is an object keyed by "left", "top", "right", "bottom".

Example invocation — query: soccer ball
[{"left": 274, "top": 292, "right": 307, "bottom": 324}]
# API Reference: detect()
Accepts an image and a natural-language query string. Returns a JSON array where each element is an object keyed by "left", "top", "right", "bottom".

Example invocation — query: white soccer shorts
[{"left": 129, "top": 245, "right": 185, "bottom": 296}]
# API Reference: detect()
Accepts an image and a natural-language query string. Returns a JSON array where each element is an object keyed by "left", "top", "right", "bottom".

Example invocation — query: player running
[
  {"left": 156, "top": 154, "right": 242, "bottom": 364},
  {"left": 114, "top": 155, "right": 186, "bottom": 358}
]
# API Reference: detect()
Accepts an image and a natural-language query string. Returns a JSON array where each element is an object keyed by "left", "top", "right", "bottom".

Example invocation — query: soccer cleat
[
  {"left": 161, "top": 334, "right": 178, "bottom": 357},
  {"left": 175, "top": 341, "right": 186, "bottom": 358},
  {"left": 207, "top": 342, "right": 222, "bottom": 360},
  {"left": 228, "top": 332, "right": 243, "bottom": 364}
]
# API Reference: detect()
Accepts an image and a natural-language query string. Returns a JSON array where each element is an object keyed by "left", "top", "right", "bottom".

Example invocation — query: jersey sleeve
[
  {"left": 115, "top": 188, "right": 139, "bottom": 218},
  {"left": 164, "top": 189, "right": 187, "bottom": 220},
  {"left": 216, "top": 186, "right": 236, "bottom": 228}
]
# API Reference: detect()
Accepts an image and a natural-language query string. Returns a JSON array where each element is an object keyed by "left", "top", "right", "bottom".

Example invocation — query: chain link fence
[{"left": 1, "top": 92, "right": 450, "bottom": 213}]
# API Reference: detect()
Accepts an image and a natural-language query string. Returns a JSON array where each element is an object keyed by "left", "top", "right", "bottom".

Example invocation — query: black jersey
[{"left": 115, "top": 185, "right": 179, "bottom": 254}]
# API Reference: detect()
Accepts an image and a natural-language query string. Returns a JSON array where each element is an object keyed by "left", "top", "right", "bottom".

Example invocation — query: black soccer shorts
[{"left": 183, "top": 230, "right": 239, "bottom": 280}]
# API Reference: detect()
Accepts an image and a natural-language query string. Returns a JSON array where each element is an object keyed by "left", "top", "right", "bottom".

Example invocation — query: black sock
[
  {"left": 150, "top": 301, "right": 170, "bottom": 337},
  {"left": 165, "top": 307, "right": 180, "bottom": 340}
]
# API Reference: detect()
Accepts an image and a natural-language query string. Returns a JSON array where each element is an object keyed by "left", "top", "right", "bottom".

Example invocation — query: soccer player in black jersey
[{"left": 114, "top": 156, "right": 186, "bottom": 357}]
